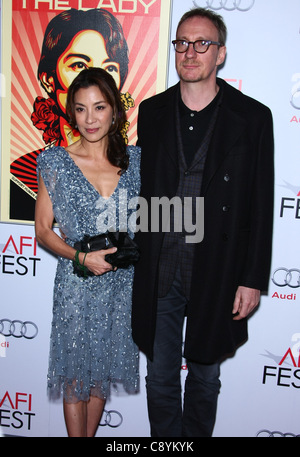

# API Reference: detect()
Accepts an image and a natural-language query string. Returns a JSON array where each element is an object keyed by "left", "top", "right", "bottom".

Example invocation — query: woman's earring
[{"left": 112, "top": 117, "right": 115, "bottom": 125}]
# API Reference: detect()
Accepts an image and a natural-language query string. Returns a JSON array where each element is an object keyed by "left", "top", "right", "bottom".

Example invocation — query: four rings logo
[
  {"left": 257, "top": 430, "right": 300, "bottom": 437},
  {"left": 291, "top": 74, "right": 300, "bottom": 110},
  {"left": 0, "top": 319, "right": 38, "bottom": 339},
  {"left": 99, "top": 409, "right": 123, "bottom": 428},
  {"left": 272, "top": 268, "right": 300, "bottom": 288},
  {"left": 194, "top": 0, "right": 255, "bottom": 11}
]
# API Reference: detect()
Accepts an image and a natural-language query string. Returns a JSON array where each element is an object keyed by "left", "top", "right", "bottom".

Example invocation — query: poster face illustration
[{"left": 1, "top": 0, "right": 171, "bottom": 223}]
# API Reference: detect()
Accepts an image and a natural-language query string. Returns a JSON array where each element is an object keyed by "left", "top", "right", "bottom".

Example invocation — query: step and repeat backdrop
[{"left": 1, "top": 0, "right": 300, "bottom": 437}]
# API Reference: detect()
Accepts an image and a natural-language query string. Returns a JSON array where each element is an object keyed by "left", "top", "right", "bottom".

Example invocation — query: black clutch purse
[{"left": 73, "top": 231, "right": 140, "bottom": 277}]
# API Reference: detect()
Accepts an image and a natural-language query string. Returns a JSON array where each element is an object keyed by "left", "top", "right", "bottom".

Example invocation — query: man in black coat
[{"left": 132, "top": 7, "right": 274, "bottom": 437}]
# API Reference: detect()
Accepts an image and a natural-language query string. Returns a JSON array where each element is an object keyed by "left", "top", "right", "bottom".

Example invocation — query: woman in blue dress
[{"left": 35, "top": 68, "right": 140, "bottom": 437}]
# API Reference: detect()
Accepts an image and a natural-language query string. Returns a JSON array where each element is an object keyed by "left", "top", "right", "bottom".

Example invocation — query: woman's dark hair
[
  {"left": 38, "top": 8, "right": 129, "bottom": 92},
  {"left": 67, "top": 67, "right": 129, "bottom": 174}
]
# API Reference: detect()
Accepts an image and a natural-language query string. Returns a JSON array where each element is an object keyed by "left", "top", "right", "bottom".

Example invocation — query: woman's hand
[
  {"left": 35, "top": 174, "right": 118, "bottom": 276},
  {"left": 82, "top": 247, "right": 117, "bottom": 275}
]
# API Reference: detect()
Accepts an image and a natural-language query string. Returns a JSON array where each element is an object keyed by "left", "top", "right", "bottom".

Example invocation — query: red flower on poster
[{"left": 31, "top": 97, "right": 60, "bottom": 144}]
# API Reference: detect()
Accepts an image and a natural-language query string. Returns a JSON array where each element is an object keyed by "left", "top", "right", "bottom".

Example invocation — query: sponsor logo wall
[{"left": 1, "top": 0, "right": 300, "bottom": 437}]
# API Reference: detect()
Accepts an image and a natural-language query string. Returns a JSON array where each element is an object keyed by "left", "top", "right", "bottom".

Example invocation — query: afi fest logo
[
  {"left": 279, "top": 181, "right": 300, "bottom": 220},
  {"left": 0, "top": 391, "right": 35, "bottom": 431},
  {"left": 194, "top": 0, "right": 255, "bottom": 11},
  {"left": 262, "top": 334, "right": 300, "bottom": 389},
  {"left": 0, "top": 235, "right": 41, "bottom": 276}
]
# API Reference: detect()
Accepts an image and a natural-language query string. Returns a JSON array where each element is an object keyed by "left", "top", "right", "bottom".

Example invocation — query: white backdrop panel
[
  {"left": 1, "top": 0, "right": 300, "bottom": 437},
  {"left": 167, "top": 0, "right": 300, "bottom": 437}
]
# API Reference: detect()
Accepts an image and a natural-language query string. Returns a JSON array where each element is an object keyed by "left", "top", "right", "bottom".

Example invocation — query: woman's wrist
[{"left": 74, "top": 250, "right": 88, "bottom": 277}]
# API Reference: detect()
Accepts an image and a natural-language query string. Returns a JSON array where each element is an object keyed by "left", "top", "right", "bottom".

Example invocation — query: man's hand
[{"left": 232, "top": 286, "right": 260, "bottom": 320}]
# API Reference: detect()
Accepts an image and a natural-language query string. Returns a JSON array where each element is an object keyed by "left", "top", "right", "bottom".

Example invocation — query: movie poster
[{"left": 1, "top": 0, "right": 171, "bottom": 223}]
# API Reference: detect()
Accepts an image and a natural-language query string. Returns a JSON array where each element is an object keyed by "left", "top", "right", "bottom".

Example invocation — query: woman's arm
[{"left": 35, "top": 175, "right": 116, "bottom": 275}]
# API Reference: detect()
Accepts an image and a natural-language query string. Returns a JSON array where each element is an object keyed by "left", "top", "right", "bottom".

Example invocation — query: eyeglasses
[{"left": 172, "top": 40, "right": 221, "bottom": 54}]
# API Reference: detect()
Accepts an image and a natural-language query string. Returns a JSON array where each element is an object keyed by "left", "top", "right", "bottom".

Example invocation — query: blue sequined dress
[{"left": 36, "top": 145, "right": 140, "bottom": 403}]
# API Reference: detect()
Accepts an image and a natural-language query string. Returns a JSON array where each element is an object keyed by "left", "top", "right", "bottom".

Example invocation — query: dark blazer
[{"left": 132, "top": 78, "right": 274, "bottom": 364}]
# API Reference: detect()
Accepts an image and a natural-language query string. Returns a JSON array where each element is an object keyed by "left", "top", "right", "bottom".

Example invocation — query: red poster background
[{"left": 5, "top": 0, "right": 170, "bottom": 222}]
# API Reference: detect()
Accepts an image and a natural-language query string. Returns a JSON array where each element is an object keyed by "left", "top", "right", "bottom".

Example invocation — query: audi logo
[
  {"left": 291, "top": 86, "right": 300, "bottom": 110},
  {"left": 194, "top": 0, "right": 255, "bottom": 11},
  {"left": 0, "top": 319, "right": 38, "bottom": 339},
  {"left": 99, "top": 409, "right": 123, "bottom": 428},
  {"left": 256, "top": 430, "right": 300, "bottom": 437},
  {"left": 272, "top": 268, "right": 300, "bottom": 288}
]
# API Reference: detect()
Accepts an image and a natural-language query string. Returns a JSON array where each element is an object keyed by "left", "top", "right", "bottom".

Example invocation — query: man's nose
[{"left": 185, "top": 42, "right": 198, "bottom": 57}]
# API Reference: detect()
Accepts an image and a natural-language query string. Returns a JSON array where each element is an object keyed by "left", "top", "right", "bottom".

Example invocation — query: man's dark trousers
[{"left": 146, "top": 268, "right": 221, "bottom": 437}]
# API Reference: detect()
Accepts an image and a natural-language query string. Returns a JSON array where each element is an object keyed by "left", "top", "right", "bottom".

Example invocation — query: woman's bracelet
[{"left": 74, "top": 250, "right": 88, "bottom": 278}]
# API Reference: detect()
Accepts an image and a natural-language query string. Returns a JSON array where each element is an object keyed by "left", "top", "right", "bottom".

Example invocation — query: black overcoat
[{"left": 132, "top": 78, "right": 274, "bottom": 364}]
